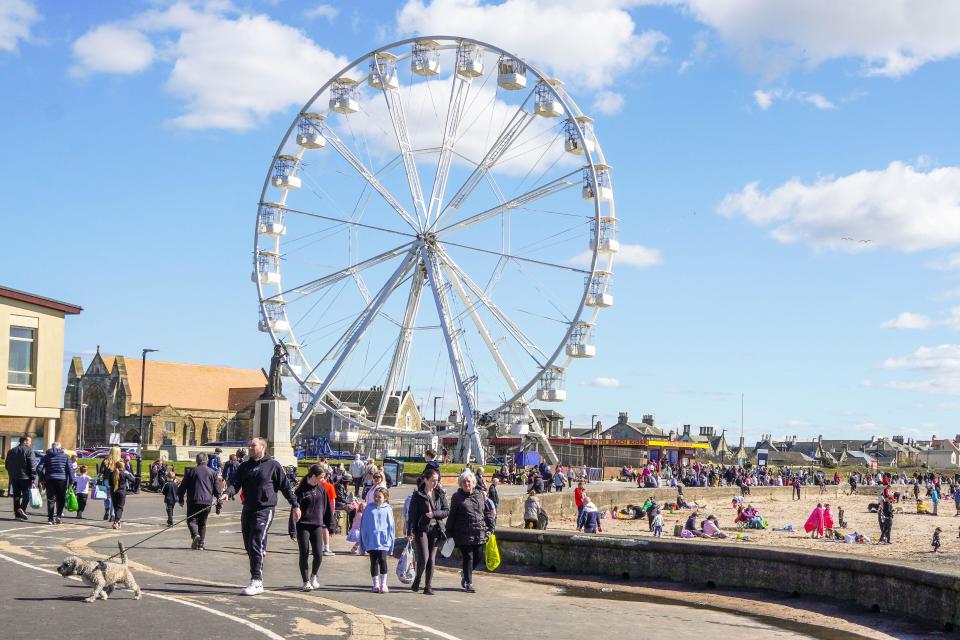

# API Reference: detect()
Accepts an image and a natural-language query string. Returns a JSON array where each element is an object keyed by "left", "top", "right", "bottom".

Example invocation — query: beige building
[
  {"left": 1, "top": 286, "right": 82, "bottom": 453},
  {"left": 64, "top": 351, "right": 266, "bottom": 448}
]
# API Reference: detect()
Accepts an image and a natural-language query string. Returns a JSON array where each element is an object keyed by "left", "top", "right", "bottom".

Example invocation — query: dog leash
[{"left": 100, "top": 503, "right": 215, "bottom": 562}]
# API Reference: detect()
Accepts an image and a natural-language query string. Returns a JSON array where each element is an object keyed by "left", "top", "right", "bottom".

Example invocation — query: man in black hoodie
[
  {"left": 5, "top": 436, "right": 36, "bottom": 520},
  {"left": 177, "top": 453, "right": 221, "bottom": 550},
  {"left": 221, "top": 437, "right": 299, "bottom": 596}
]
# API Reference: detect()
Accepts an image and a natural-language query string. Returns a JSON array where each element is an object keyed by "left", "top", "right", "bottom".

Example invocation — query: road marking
[
  {"left": 0, "top": 551, "right": 285, "bottom": 640},
  {"left": 377, "top": 616, "right": 466, "bottom": 640}
]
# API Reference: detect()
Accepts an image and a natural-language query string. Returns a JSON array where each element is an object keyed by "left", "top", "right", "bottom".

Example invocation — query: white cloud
[
  {"left": 70, "top": 4, "right": 347, "bottom": 130},
  {"left": 678, "top": 31, "right": 708, "bottom": 73},
  {"left": 584, "top": 377, "right": 621, "bottom": 388},
  {"left": 71, "top": 26, "right": 156, "bottom": 76},
  {"left": 752, "top": 87, "right": 834, "bottom": 110},
  {"left": 677, "top": 0, "right": 960, "bottom": 78},
  {"left": 304, "top": 4, "right": 339, "bottom": 21},
  {"left": 881, "top": 312, "right": 931, "bottom": 330},
  {"left": 592, "top": 90, "right": 625, "bottom": 115},
  {"left": 934, "top": 288, "right": 960, "bottom": 301},
  {"left": 944, "top": 307, "right": 960, "bottom": 331},
  {"left": 719, "top": 161, "right": 960, "bottom": 253},
  {"left": 783, "top": 419, "right": 809, "bottom": 428},
  {"left": 571, "top": 243, "right": 663, "bottom": 269},
  {"left": 396, "top": 0, "right": 668, "bottom": 95},
  {"left": 0, "top": 0, "right": 38, "bottom": 53},
  {"left": 883, "top": 344, "right": 960, "bottom": 394}
]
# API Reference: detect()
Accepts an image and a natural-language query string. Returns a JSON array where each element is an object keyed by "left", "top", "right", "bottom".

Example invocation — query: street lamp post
[
  {"left": 433, "top": 396, "right": 443, "bottom": 423},
  {"left": 138, "top": 348, "right": 158, "bottom": 455}
]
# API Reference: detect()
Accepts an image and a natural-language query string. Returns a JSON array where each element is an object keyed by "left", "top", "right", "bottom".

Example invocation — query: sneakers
[
  {"left": 14, "top": 509, "right": 27, "bottom": 521},
  {"left": 191, "top": 535, "right": 201, "bottom": 550},
  {"left": 322, "top": 548, "right": 335, "bottom": 557},
  {"left": 309, "top": 575, "right": 320, "bottom": 590},
  {"left": 47, "top": 520, "right": 54, "bottom": 526},
  {"left": 54, "top": 518, "right": 61, "bottom": 525},
  {"left": 371, "top": 576, "right": 381, "bottom": 594},
  {"left": 464, "top": 583, "right": 476, "bottom": 593},
  {"left": 241, "top": 579, "right": 264, "bottom": 596},
  {"left": 423, "top": 587, "right": 435, "bottom": 595},
  {"left": 301, "top": 581, "right": 314, "bottom": 592},
  {"left": 379, "top": 575, "right": 389, "bottom": 594}
]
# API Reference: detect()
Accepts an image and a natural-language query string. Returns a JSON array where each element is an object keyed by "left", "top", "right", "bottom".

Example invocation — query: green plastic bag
[
  {"left": 485, "top": 533, "right": 501, "bottom": 572},
  {"left": 65, "top": 487, "right": 78, "bottom": 512}
]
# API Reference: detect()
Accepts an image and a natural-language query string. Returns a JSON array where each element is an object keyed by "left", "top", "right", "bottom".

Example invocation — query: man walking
[
  {"left": 878, "top": 496, "right": 894, "bottom": 544},
  {"left": 222, "top": 438, "right": 299, "bottom": 596},
  {"left": 177, "top": 453, "right": 221, "bottom": 550},
  {"left": 5, "top": 436, "right": 36, "bottom": 521},
  {"left": 38, "top": 442, "right": 74, "bottom": 525},
  {"left": 349, "top": 454, "right": 365, "bottom": 497}
]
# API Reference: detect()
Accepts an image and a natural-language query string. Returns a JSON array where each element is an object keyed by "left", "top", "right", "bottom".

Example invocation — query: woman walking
[
  {"left": 109, "top": 459, "right": 136, "bottom": 529},
  {"left": 405, "top": 468, "right": 449, "bottom": 594},
  {"left": 445, "top": 470, "right": 495, "bottom": 593},
  {"left": 289, "top": 464, "right": 334, "bottom": 591},
  {"left": 360, "top": 487, "right": 395, "bottom": 593},
  {"left": 98, "top": 447, "right": 124, "bottom": 521}
]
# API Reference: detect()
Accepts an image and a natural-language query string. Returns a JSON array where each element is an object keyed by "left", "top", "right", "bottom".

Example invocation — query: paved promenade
[{"left": 0, "top": 490, "right": 924, "bottom": 640}]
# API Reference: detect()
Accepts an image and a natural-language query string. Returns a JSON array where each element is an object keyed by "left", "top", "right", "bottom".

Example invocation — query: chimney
[
  {"left": 642, "top": 414, "right": 654, "bottom": 426},
  {"left": 618, "top": 411, "right": 628, "bottom": 424},
  {"left": 682, "top": 424, "right": 691, "bottom": 436},
  {"left": 669, "top": 429, "right": 676, "bottom": 440}
]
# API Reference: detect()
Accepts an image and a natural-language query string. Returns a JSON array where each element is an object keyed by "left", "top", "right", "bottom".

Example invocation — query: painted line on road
[
  {"left": 377, "top": 615, "right": 466, "bottom": 640},
  {"left": 0, "top": 551, "right": 285, "bottom": 640}
]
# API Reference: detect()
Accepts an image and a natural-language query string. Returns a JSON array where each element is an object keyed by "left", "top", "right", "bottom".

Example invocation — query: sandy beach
[{"left": 547, "top": 487, "right": 960, "bottom": 571}]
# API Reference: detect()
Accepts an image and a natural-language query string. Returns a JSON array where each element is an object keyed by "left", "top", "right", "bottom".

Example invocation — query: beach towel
[{"left": 803, "top": 506, "right": 825, "bottom": 535}]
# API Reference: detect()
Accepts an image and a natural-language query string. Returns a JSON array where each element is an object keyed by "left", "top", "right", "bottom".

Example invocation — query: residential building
[
  {"left": 64, "top": 350, "right": 265, "bottom": 447},
  {"left": 1, "top": 286, "right": 82, "bottom": 451},
  {"left": 602, "top": 412, "right": 664, "bottom": 440}
]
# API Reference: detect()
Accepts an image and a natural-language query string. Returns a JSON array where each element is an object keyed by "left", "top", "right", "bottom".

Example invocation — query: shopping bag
[
  {"left": 396, "top": 545, "right": 416, "bottom": 584},
  {"left": 29, "top": 486, "right": 42, "bottom": 510},
  {"left": 65, "top": 487, "right": 79, "bottom": 512},
  {"left": 346, "top": 524, "right": 361, "bottom": 543},
  {"left": 485, "top": 534, "right": 501, "bottom": 572},
  {"left": 440, "top": 537, "right": 455, "bottom": 558}
]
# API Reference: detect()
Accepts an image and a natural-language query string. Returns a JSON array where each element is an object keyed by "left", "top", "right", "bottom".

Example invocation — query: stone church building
[{"left": 64, "top": 350, "right": 266, "bottom": 448}]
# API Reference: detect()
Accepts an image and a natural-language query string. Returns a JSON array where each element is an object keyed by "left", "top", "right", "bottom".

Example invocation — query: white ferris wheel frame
[{"left": 253, "top": 35, "right": 616, "bottom": 464}]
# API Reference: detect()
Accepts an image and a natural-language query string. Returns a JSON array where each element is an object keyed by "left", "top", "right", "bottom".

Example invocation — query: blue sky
[{"left": 3, "top": 0, "right": 960, "bottom": 443}]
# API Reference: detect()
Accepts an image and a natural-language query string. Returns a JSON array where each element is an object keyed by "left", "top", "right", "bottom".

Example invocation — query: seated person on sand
[
  {"left": 701, "top": 515, "right": 729, "bottom": 539},
  {"left": 684, "top": 511, "right": 703, "bottom": 537}
]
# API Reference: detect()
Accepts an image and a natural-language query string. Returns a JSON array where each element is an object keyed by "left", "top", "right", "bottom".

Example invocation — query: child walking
[
  {"left": 74, "top": 465, "right": 91, "bottom": 519},
  {"left": 652, "top": 510, "right": 664, "bottom": 537},
  {"left": 161, "top": 470, "right": 178, "bottom": 526},
  {"left": 933, "top": 527, "right": 942, "bottom": 553},
  {"left": 360, "top": 487, "right": 395, "bottom": 593}
]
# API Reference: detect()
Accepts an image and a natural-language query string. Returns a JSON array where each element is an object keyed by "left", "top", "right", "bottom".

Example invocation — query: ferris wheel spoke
[
  {"left": 423, "top": 249, "right": 483, "bottom": 463},
  {"left": 432, "top": 88, "right": 537, "bottom": 228},
  {"left": 439, "top": 237, "right": 589, "bottom": 275},
  {"left": 270, "top": 241, "right": 416, "bottom": 305},
  {"left": 279, "top": 205, "right": 418, "bottom": 240},
  {"left": 435, "top": 248, "right": 548, "bottom": 365},
  {"left": 426, "top": 44, "right": 476, "bottom": 227},
  {"left": 292, "top": 248, "right": 419, "bottom": 440},
  {"left": 373, "top": 60, "right": 429, "bottom": 226},
  {"left": 302, "top": 118, "right": 421, "bottom": 232},
  {"left": 374, "top": 262, "right": 425, "bottom": 428},
  {"left": 434, "top": 169, "right": 581, "bottom": 237}
]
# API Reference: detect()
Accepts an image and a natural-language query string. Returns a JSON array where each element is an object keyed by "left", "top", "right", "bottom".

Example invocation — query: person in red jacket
[
  {"left": 574, "top": 481, "right": 587, "bottom": 526},
  {"left": 319, "top": 469, "right": 337, "bottom": 556}
]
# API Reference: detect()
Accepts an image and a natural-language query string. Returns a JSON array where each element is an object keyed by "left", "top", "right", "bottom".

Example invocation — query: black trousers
[
  {"left": 111, "top": 491, "right": 126, "bottom": 522},
  {"left": 296, "top": 523, "right": 324, "bottom": 582},
  {"left": 76, "top": 494, "right": 87, "bottom": 516},
  {"left": 165, "top": 504, "right": 175, "bottom": 524},
  {"left": 11, "top": 479, "right": 31, "bottom": 513},
  {"left": 241, "top": 507, "right": 274, "bottom": 580},
  {"left": 187, "top": 502, "right": 211, "bottom": 545},
  {"left": 412, "top": 529, "right": 441, "bottom": 588},
  {"left": 46, "top": 479, "right": 67, "bottom": 520},
  {"left": 368, "top": 550, "right": 388, "bottom": 576},
  {"left": 459, "top": 543, "right": 484, "bottom": 585}
]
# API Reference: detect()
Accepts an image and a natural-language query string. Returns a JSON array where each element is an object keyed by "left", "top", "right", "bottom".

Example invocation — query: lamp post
[
  {"left": 138, "top": 348, "right": 158, "bottom": 455},
  {"left": 433, "top": 396, "right": 443, "bottom": 423}
]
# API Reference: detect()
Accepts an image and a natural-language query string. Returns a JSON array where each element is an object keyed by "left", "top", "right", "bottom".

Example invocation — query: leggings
[
  {"left": 297, "top": 523, "right": 324, "bottom": 582},
  {"left": 459, "top": 543, "right": 484, "bottom": 586},
  {"left": 412, "top": 530, "right": 440, "bottom": 588},
  {"left": 111, "top": 491, "right": 126, "bottom": 522},
  {"left": 368, "top": 550, "right": 388, "bottom": 577}
]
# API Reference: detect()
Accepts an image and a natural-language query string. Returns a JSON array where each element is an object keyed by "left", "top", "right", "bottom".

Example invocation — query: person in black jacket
[
  {"left": 405, "top": 468, "right": 449, "bottom": 594},
  {"left": 177, "top": 453, "right": 221, "bottom": 550},
  {"left": 221, "top": 437, "right": 299, "bottom": 596},
  {"left": 445, "top": 470, "right": 495, "bottom": 593},
  {"left": 288, "top": 464, "right": 333, "bottom": 591},
  {"left": 38, "top": 443, "right": 74, "bottom": 525},
  {"left": 5, "top": 436, "right": 36, "bottom": 520}
]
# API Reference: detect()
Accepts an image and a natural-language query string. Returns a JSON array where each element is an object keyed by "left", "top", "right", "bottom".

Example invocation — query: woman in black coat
[
  {"left": 405, "top": 468, "right": 449, "bottom": 594},
  {"left": 444, "top": 470, "right": 495, "bottom": 593}
]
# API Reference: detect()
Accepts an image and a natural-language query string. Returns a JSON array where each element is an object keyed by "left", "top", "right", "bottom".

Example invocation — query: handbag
[
  {"left": 65, "top": 487, "right": 79, "bottom": 512},
  {"left": 440, "top": 537, "right": 456, "bottom": 558},
  {"left": 30, "top": 486, "right": 42, "bottom": 510}
]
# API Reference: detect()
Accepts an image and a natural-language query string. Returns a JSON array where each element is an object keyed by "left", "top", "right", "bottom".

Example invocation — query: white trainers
[
  {"left": 301, "top": 581, "right": 313, "bottom": 592},
  {"left": 322, "top": 548, "right": 335, "bottom": 556},
  {"left": 310, "top": 575, "right": 321, "bottom": 590},
  {"left": 379, "top": 575, "right": 389, "bottom": 594},
  {"left": 241, "top": 579, "right": 264, "bottom": 596}
]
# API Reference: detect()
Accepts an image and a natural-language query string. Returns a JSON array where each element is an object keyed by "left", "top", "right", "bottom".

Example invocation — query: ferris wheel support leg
[
  {"left": 422, "top": 248, "right": 485, "bottom": 466},
  {"left": 374, "top": 262, "right": 425, "bottom": 428},
  {"left": 291, "top": 250, "right": 418, "bottom": 441}
]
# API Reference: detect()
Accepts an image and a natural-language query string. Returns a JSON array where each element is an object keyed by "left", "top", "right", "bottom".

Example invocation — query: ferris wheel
[{"left": 253, "top": 36, "right": 617, "bottom": 464}]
